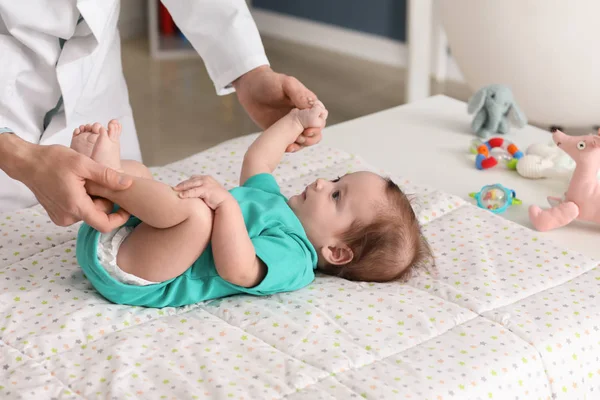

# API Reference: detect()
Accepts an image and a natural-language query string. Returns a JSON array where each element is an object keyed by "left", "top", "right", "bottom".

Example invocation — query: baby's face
[{"left": 288, "top": 172, "right": 386, "bottom": 250}]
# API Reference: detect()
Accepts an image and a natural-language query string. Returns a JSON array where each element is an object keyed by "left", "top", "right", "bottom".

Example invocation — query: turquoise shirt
[{"left": 76, "top": 174, "right": 318, "bottom": 308}]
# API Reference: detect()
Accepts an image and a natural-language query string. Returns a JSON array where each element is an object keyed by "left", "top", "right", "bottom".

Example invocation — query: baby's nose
[{"left": 315, "top": 178, "right": 326, "bottom": 190}]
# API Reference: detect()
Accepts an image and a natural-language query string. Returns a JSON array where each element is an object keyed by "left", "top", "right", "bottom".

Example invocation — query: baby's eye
[
  {"left": 332, "top": 190, "right": 340, "bottom": 201},
  {"left": 331, "top": 176, "right": 341, "bottom": 183}
]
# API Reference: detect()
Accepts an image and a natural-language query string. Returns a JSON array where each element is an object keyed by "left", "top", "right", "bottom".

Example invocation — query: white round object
[
  {"left": 440, "top": 1, "right": 600, "bottom": 128},
  {"left": 526, "top": 142, "right": 559, "bottom": 159},
  {"left": 516, "top": 154, "right": 555, "bottom": 179}
]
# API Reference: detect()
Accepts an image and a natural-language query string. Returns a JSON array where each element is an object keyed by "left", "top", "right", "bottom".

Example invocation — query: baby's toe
[
  {"left": 107, "top": 119, "right": 122, "bottom": 140},
  {"left": 91, "top": 122, "right": 103, "bottom": 134}
]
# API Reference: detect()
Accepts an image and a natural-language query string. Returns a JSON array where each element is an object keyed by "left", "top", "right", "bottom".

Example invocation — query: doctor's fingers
[
  {"left": 282, "top": 75, "right": 318, "bottom": 110},
  {"left": 286, "top": 127, "right": 323, "bottom": 152},
  {"left": 93, "top": 197, "right": 118, "bottom": 214},
  {"left": 79, "top": 156, "right": 132, "bottom": 191},
  {"left": 286, "top": 143, "right": 302, "bottom": 153},
  {"left": 79, "top": 197, "right": 130, "bottom": 233},
  {"left": 300, "top": 128, "right": 323, "bottom": 145}
]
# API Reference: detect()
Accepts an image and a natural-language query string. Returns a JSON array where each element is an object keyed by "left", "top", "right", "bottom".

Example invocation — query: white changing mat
[{"left": 1, "top": 135, "right": 599, "bottom": 400}]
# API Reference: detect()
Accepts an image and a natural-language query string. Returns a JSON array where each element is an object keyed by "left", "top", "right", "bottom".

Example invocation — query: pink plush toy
[{"left": 529, "top": 128, "right": 600, "bottom": 231}]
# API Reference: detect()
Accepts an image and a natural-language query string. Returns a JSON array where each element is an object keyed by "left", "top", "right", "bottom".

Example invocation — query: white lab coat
[{"left": 0, "top": 0, "right": 269, "bottom": 212}]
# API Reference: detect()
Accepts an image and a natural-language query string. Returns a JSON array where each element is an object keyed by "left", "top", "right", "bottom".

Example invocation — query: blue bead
[{"left": 475, "top": 154, "right": 485, "bottom": 170}]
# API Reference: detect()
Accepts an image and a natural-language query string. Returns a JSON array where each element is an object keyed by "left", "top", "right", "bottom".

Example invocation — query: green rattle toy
[{"left": 469, "top": 184, "right": 522, "bottom": 214}]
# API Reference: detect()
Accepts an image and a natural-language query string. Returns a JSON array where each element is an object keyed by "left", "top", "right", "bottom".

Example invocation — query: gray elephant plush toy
[{"left": 467, "top": 84, "right": 527, "bottom": 138}]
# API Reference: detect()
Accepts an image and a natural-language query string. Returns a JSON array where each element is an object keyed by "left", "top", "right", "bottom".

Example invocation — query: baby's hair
[{"left": 320, "top": 178, "right": 434, "bottom": 282}]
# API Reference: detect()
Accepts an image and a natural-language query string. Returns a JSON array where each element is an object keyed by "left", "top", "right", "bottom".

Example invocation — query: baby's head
[{"left": 288, "top": 171, "right": 433, "bottom": 282}]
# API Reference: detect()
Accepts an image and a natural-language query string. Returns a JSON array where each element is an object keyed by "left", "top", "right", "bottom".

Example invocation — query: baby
[{"left": 74, "top": 101, "right": 433, "bottom": 308}]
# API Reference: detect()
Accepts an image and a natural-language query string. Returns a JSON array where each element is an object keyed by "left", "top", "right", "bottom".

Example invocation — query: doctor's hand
[
  {"left": 21, "top": 144, "right": 132, "bottom": 233},
  {"left": 234, "top": 65, "right": 322, "bottom": 153}
]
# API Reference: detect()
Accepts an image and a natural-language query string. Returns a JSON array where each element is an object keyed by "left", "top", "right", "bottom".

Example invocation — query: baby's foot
[
  {"left": 70, "top": 123, "right": 104, "bottom": 157},
  {"left": 293, "top": 100, "right": 328, "bottom": 130},
  {"left": 91, "top": 119, "right": 122, "bottom": 171}
]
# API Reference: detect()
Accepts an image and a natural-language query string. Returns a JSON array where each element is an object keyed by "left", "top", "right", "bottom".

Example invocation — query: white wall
[{"left": 252, "top": 8, "right": 464, "bottom": 83}]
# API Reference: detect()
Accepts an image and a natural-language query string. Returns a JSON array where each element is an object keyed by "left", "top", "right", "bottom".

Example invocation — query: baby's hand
[
  {"left": 174, "top": 175, "right": 234, "bottom": 210},
  {"left": 293, "top": 100, "right": 328, "bottom": 131}
]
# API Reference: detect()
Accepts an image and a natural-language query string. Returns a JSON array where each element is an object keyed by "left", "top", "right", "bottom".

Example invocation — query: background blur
[{"left": 119, "top": 1, "right": 469, "bottom": 166}]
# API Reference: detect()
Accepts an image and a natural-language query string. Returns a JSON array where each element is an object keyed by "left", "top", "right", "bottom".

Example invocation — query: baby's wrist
[
  {"left": 287, "top": 109, "right": 306, "bottom": 136},
  {"left": 216, "top": 195, "right": 238, "bottom": 211}
]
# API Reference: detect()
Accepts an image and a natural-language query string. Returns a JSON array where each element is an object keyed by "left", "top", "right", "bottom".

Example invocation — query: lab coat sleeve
[{"left": 161, "top": 0, "right": 270, "bottom": 95}]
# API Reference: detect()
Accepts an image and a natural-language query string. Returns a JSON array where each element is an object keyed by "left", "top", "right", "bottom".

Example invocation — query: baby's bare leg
[
  {"left": 87, "top": 120, "right": 214, "bottom": 282},
  {"left": 88, "top": 174, "right": 214, "bottom": 282},
  {"left": 121, "top": 160, "right": 154, "bottom": 179},
  {"left": 117, "top": 198, "right": 213, "bottom": 282},
  {"left": 89, "top": 161, "right": 153, "bottom": 214}
]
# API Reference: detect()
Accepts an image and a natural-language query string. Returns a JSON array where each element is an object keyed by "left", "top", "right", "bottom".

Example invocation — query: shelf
[{"left": 148, "top": 0, "right": 198, "bottom": 60}]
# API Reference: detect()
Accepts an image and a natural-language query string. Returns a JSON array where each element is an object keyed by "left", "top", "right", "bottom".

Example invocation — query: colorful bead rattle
[
  {"left": 469, "top": 184, "right": 522, "bottom": 214},
  {"left": 470, "top": 137, "right": 524, "bottom": 170}
]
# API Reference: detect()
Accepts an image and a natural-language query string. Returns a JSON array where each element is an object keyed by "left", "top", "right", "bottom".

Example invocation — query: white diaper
[{"left": 97, "top": 226, "right": 158, "bottom": 286}]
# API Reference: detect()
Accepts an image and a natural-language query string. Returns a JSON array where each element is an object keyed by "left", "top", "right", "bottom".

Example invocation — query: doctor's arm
[
  {"left": 0, "top": 132, "right": 132, "bottom": 232},
  {"left": 160, "top": 0, "right": 321, "bottom": 152}
]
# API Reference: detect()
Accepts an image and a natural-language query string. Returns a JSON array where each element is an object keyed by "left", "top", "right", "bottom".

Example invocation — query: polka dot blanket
[{"left": 1, "top": 135, "right": 599, "bottom": 399}]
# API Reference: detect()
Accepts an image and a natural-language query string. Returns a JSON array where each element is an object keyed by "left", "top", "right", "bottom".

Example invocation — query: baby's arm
[
  {"left": 240, "top": 101, "right": 327, "bottom": 185},
  {"left": 174, "top": 175, "right": 265, "bottom": 287},
  {"left": 212, "top": 199, "right": 266, "bottom": 287}
]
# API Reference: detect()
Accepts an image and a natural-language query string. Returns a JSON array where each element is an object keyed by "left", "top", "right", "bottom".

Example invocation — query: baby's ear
[{"left": 321, "top": 244, "right": 353, "bottom": 266}]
